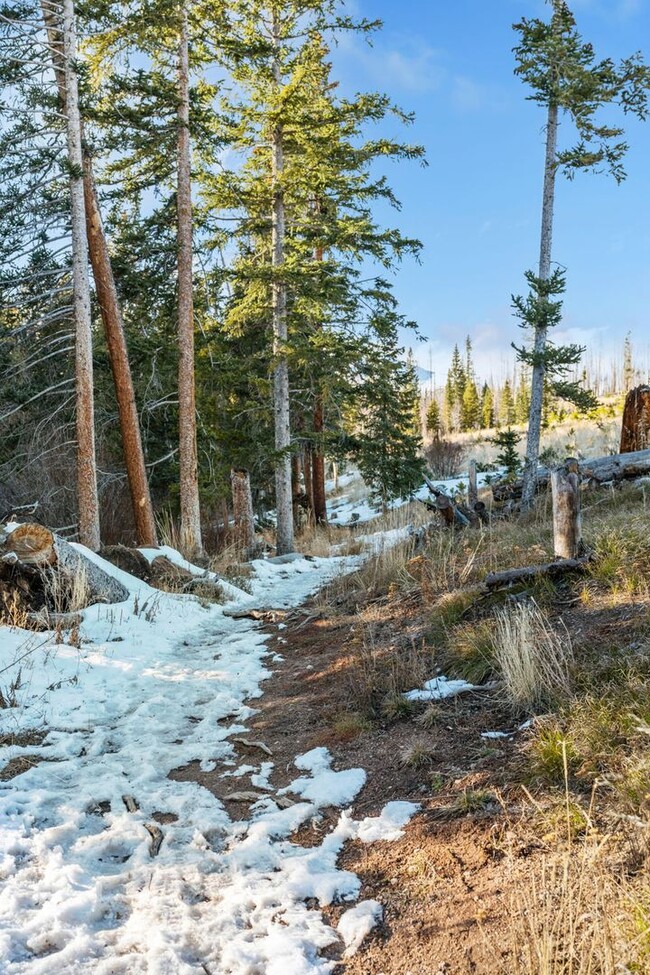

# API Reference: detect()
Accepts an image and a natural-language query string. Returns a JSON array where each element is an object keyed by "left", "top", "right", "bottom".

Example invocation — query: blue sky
[{"left": 332, "top": 0, "right": 650, "bottom": 383}]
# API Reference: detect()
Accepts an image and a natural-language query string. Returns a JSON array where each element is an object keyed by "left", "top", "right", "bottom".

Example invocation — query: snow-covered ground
[{"left": 0, "top": 543, "right": 418, "bottom": 974}]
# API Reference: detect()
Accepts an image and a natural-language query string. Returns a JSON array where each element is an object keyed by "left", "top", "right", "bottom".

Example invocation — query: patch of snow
[
  {"left": 0, "top": 534, "right": 412, "bottom": 974},
  {"left": 338, "top": 900, "right": 383, "bottom": 957},
  {"left": 352, "top": 801, "right": 420, "bottom": 843},
  {"left": 404, "top": 676, "right": 479, "bottom": 702},
  {"left": 481, "top": 731, "right": 512, "bottom": 740}
]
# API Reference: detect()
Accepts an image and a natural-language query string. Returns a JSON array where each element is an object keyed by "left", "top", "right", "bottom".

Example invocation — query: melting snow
[{"left": 0, "top": 539, "right": 417, "bottom": 973}]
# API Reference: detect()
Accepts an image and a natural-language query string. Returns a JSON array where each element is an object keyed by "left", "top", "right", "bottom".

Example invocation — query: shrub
[{"left": 424, "top": 438, "right": 465, "bottom": 478}]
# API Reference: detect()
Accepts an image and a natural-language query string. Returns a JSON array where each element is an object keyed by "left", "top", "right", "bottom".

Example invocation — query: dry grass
[
  {"left": 501, "top": 838, "right": 650, "bottom": 975},
  {"left": 491, "top": 601, "right": 573, "bottom": 713},
  {"left": 43, "top": 564, "right": 90, "bottom": 614}
]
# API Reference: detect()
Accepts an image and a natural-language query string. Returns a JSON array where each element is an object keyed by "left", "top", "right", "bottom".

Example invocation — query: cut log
[
  {"left": 551, "top": 463, "right": 582, "bottom": 559},
  {"left": 484, "top": 555, "right": 591, "bottom": 589},
  {"left": 0, "top": 523, "right": 129, "bottom": 606},
  {"left": 620, "top": 386, "right": 650, "bottom": 454},
  {"left": 492, "top": 448, "right": 650, "bottom": 501}
]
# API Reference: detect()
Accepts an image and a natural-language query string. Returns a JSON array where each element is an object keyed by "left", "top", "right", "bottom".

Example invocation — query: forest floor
[{"left": 2, "top": 472, "right": 650, "bottom": 973}]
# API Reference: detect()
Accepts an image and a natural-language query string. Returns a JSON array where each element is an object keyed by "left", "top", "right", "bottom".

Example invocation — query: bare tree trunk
[
  {"left": 468, "top": 458, "right": 478, "bottom": 508},
  {"left": 40, "top": 1, "right": 157, "bottom": 548},
  {"left": 177, "top": 6, "right": 203, "bottom": 559},
  {"left": 620, "top": 385, "right": 650, "bottom": 454},
  {"left": 312, "top": 397, "right": 328, "bottom": 525},
  {"left": 291, "top": 452, "right": 302, "bottom": 528},
  {"left": 303, "top": 446, "right": 314, "bottom": 524},
  {"left": 521, "top": 99, "right": 559, "bottom": 511},
  {"left": 230, "top": 469, "right": 255, "bottom": 555},
  {"left": 82, "top": 167, "right": 158, "bottom": 547},
  {"left": 551, "top": 463, "right": 582, "bottom": 560},
  {"left": 271, "top": 13, "right": 294, "bottom": 555},
  {"left": 62, "top": 0, "right": 100, "bottom": 550}
]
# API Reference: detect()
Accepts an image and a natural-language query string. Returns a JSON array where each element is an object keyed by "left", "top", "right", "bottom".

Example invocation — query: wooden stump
[
  {"left": 620, "top": 385, "right": 650, "bottom": 454},
  {"left": 230, "top": 468, "right": 255, "bottom": 555},
  {"left": 551, "top": 464, "right": 582, "bottom": 560}
]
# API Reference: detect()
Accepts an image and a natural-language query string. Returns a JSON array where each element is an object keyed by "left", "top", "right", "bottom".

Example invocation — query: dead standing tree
[{"left": 620, "top": 385, "right": 650, "bottom": 454}]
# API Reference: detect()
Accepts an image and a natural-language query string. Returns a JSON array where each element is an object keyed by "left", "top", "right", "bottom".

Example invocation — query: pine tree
[
  {"left": 499, "top": 380, "right": 515, "bottom": 427},
  {"left": 490, "top": 429, "right": 522, "bottom": 482},
  {"left": 426, "top": 398, "right": 442, "bottom": 440},
  {"left": 513, "top": 0, "right": 650, "bottom": 508},
  {"left": 461, "top": 380, "right": 480, "bottom": 431},
  {"left": 443, "top": 375, "right": 455, "bottom": 433},
  {"left": 480, "top": 383, "right": 494, "bottom": 430}
]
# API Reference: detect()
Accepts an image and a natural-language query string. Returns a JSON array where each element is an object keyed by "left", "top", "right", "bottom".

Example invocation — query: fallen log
[
  {"left": 0, "top": 523, "right": 129, "bottom": 607},
  {"left": 484, "top": 555, "right": 591, "bottom": 589},
  {"left": 492, "top": 447, "right": 650, "bottom": 501}
]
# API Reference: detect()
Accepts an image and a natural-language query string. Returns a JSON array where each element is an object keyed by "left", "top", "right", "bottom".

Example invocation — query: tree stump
[
  {"left": 231, "top": 468, "right": 255, "bottom": 555},
  {"left": 551, "top": 463, "right": 582, "bottom": 560},
  {"left": 620, "top": 385, "right": 650, "bottom": 454}
]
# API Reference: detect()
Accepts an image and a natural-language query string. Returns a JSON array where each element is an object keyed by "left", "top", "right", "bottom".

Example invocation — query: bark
[
  {"left": 312, "top": 396, "right": 328, "bottom": 525},
  {"left": 620, "top": 385, "right": 650, "bottom": 454},
  {"left": 176, "top": 7, "right": 203, "bottom": 559},
  {"left": 1, "top": 523, "right": 129, "bottom": 604},
  {"left": 231, "top": 468, "right": 255, "bottom": 554},
  {"left": 291, "top": 453, "right": 302, "bottom": 528},
  {"left": 62, "top": 0, "right": 100, "bottom": 551},
  {"left": 303, "top": 447, "right": 315, "bottom": 524},
  {"left": 520, "top": 99, "right": 559, "bottom": 511},
  {"left": 270, "top": 14, "right": 294, "bottom": 555},
  {"left": 551, "top": 465, "right": 582, "bottom": 559},
  {"left": 40, "top": 1, "right": 157, "bottom": 548}
]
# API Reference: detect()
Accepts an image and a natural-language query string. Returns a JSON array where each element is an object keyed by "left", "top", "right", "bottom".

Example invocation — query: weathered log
[
  {"left": 492, "top": 447, "right": 650, "bottom": 501},
  {"left": 149, "top": 555, "right": 223, "bottom": 600},
  {"left": 551, "top": 464, "right": 582, "bottom": 559},
  {"left": 620, "top": 385, "right": 650, "bottom": 454},
  {"left": 0, "top": 523, "right": 129, "bottom": 606},
  {"left": 101, "top": 545, "right": 152, "bottom": 582},
  {"left": 474, "top": 501, "right": 490, "bottom": 525},
  {"left": 484, "top": 555, "right": 591, "bottom": 589}
]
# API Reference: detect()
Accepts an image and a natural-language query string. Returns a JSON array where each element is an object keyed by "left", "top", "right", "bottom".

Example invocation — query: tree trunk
[
  {"left": 551, "top": 464, "right": 582, "bottom": 559},
  {"left": 521, "top": 99, "right": 559, "bottom": 511},
  {"left": 312, "top": 396, "right": 328, "bottom": 525},
  {"left": 303, "top": 447, "right": 315, "bottom": 524},
  {"left": 62, "top": 0, "right": 100, "bottom": 551},
  {"left": 468, "top": 458, "right": 478, "bottom": 508},
  {"left": 1, "top": 523, "right": 129, "bottom": 605},
  {"left": 176, "top": 7, "right": 203, "bottom": 560},
  {"left": 620, "top": 385, "right": 650, "bottom": 454},
  {"left": 230, "top": 469, "right": 255, "bottom": 555},
  {"left": 41, "top": 1, "right": 157, "bottom": 549},
  {"left": 271, "top": 14, "right": 294, "bottom": 556}
]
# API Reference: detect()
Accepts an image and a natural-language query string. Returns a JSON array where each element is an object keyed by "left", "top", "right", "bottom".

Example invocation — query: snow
[
  {"left": 404, "top": 675, "right": 479, "bottom": 702},
  {"left": 338, "top": 900, "right": 383, "bottom": 957},
  {"left": 0, "top": 538, "right": 418, "bottom": 974},
  {"left": 327, "top": 468, "right": 494, "bottom": 527}
]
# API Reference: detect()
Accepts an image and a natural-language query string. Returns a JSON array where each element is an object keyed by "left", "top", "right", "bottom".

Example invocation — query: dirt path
[{"left": 171, "top": 599, "right": 546, "bottom": 974}]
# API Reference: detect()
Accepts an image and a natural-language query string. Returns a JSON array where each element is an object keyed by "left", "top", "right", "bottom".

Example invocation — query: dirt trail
[{"left": 171, "top": 598, "right": 546, "bottom": 974}]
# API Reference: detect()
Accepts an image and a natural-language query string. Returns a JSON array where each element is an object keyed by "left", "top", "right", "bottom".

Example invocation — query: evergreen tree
[
  {"left": 480, "top": 383, "right": 494, "bottom": 430},
  {"left": 461, "top": 380, "right": 480, "bottom": 431},
  {"left": 490, "top": 429, "right": 522, "bottom": 482},
  {"left": 450, "top": 343, "right": 466, "bottom": 402},
  {"left": 499, "top": 380, "right": 515, "bottom": 427},
  {"left": 426, "top": 398, "right": 442, "bottom": 440},
  {"left": 513, "top": 0, "right": 650, "bottom": 508}
]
